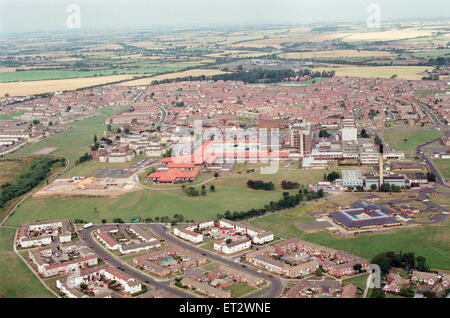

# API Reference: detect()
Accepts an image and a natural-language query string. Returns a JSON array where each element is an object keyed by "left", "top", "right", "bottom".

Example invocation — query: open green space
[
  {"left": 224, "top": 283, "right": 256, "bottom": 297},
  {"left": 249, "top": 213, "right": 450, "bottom": 271},
  {"left": 7, "top": 106, "right": 127, "bottom": 169},
  {"left": 5, "top": 163, "right": 333, "bottom": 226},
  {"left": 0, "top": 111, "right": 25, "bottom": 119},
  {"left": 0, "top": 67, "right": 183, "bottom": 83},
  {"left": 411, "top": 49, "right": 450, "bottom": 59},
  {"left": 432, "top": 159, "right": 450, "bottom": 181},
  {"left": 383, "top": 129, "right": 443, "bottom": 153},
  {"left": 0, "top": 227, "right": 55, "bottom": 298}
]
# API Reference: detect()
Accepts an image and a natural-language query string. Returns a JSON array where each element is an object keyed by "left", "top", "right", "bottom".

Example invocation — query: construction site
[{"left": 33, "top": 172, "right": 143, "bottom": 198}]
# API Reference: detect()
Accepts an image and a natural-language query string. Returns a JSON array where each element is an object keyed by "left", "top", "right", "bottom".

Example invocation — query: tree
[
  {"left": 353, "top": 263, "right": 363, "bottom": 273},
  {"left": 326, "top": 171, "right": 340, "bottom": 182},
  {"left": 226, "top": 239, "right": 232, "bottom": 244},
  {"left": 214, "top": 172, "right": 219, "bottom": 178},
  {"left": 400, "top": 286, "right": 414, "bottom": 298},
  {"left": 380, "top": 183, "right": 391, "bottom": 192},
  {"left": 423, "top": 290, "right": 436, "bottom": 298},
  {"left": 210, "top": 185, "right": 215, "bottom": 192},
  {"left": 360, "top": 129, "right": 370, "bottom": 138},
  {"left": 371, "top": 184, "right": 377, "bottom": 192},
  {"left": 374, "top": 136, "right": 382, "bottom": 145},
  {"left": 370, "top": 288, "right": 386, "bottom": 298},
  {"left": 319, "top": 130, "right": 330, "bottom": 138},
  {"left": 426, "top": 172, "right": 436, "bottom": 182}
]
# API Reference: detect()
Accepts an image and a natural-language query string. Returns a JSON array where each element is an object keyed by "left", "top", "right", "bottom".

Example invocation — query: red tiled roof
[
  {"left": 45, "top": 254, "right": 97, "bottom": 270},
  {"left": 97, "top": 231, "right": 119, "bottom": 248},
  {"left": 148, "top": 168, "right": 199, "bottom": 182},
  {"left": 104, "top": 267, "right": 132, "bottom": 282}
]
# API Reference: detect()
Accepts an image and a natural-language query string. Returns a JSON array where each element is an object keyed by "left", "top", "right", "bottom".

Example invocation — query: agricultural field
[
  {"left": 0, "top": 67, "right": 181, "bottom": 83},
  {"left": 382, "top": 129, "right": 443, "bottom": 153},
  {"left": 279, "top": 50, "right": 392, "bottom": 59},
  {"left": 0, "top": 74, "right": 138, "bottom": 97},
  {"left": 0, "top": 227, "right": 55, "bottom": 298},
  {"left": 312, "top": 65, "right": 431, "bottom": 80},
  {"left": 341, "top": 28, "right": 436, "bottom": 42},
  {"left": 411, "top": 48, "right": 450, "bottom": 59}
]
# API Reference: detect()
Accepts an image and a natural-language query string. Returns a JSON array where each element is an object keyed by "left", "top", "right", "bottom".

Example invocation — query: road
[
  {"left": 145, "top": 223, "right": 282, "bottom": 298},
  {"left": 416, "top": 134, "right": 449, "bottom": 188},
  {"left": 79, "top": 225, "right": 194, "bottom": 298},
  {"left": 81, "top": 223, "right": 281, "bottom": 298},
  {"left": 155, "top": 103, "right": 168, "bottom": 125}
]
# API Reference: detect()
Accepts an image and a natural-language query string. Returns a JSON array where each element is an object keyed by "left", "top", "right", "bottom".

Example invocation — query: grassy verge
[{"left": 0, "top": 227, "right": 55, "bottom": 298}]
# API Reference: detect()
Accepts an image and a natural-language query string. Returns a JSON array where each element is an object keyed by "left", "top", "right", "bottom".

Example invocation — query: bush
[{"left": 247, "top": 180, "right": 275, "bottom": 191}]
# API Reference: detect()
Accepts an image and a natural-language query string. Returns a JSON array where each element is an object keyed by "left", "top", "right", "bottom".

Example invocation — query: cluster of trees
[
  {"left": 422, "top": 74, "right": 440, "bottom": 81},
  {"left": 380, "top": 183, "right": 402, "bottom": 192},
  {"left": 281, "top": 180, "right": 300, "bottom": 190},
  {"left": 216, "top": 188, "right": 324, "bottom": 221},
  {"left": 91, "top": 135, "right": 100, "bottom": 151},
  {"left": 76, "top": 153, "right": 93, "bottom": 165},
  {"left": 150, "top": 67, "right": 335, "bottom": 86},
  {"left": 324, "top": 171, "right": 340, "bottom": 182},
  {"left": 371, "top": 251, "right": 429, "bottom": 274},
  {"left": 247, "top": 180, "right": 275, "bottom": 191},
  {"left": 319, "top": 129, "right": 331, "bottom": 138},
  {"left": 426, "top": 172, "right": 436, "bottom": 182},
  {"left": 182, "top": 184, "right": 216, "bottom": 197},
  {"left": 360, "top": 128, "right": 370, "bottom": 138},
  {"left": 0, "top": 157, "right": 63, "bottom": 209},
  {"left": 422, "top": 56, "right": 449, "bottom": 66}
]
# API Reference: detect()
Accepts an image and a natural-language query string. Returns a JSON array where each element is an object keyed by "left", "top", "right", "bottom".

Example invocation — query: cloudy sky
[{"left": 0, "top": 0, "right": 448, "bottom": 34}]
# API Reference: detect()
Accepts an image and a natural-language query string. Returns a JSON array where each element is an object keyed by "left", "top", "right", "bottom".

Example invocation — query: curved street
[{"left": 80, "top": 223, "right": 282, "bottom": 298}]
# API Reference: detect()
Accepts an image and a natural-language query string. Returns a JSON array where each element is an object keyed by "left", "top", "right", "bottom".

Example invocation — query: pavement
[
  {"left": 80, "top": 223, "right": 282, "bottom": 298},
  {"left": 145, "top": 223, "right": 282, "bottom": 298},
  {"left": 79, "top": 225, "right": 194, "bottom": 298}
]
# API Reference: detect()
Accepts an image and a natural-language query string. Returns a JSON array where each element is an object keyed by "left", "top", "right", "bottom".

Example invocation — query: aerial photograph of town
[{"left": 0, "top": 0, "right": 449, "bottom": 311}]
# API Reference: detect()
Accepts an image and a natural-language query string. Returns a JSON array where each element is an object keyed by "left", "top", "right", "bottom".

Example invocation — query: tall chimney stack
[{"left": 379, "top": 144, "right": 384, "bottom": 188}]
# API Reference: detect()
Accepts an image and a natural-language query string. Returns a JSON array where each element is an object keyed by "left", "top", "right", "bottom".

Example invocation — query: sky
[{"left": 0, "top": 0, "right": 448, "bottom": 34}]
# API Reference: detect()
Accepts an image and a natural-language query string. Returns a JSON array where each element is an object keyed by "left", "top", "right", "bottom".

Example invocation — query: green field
[
  {"left": 0, "top": 227, "right": 55, "bottom": 298},
  {"left": 412, "top": 49, "right": 450, "bottom": 59},
  {"left": 432, "top": 159, "right": 450, "bottom": 181},
  {"left": 224, "top": 283, "right": 256, "bottom": 297},
  {"left": 7, "top": 106, "right": 127, "bottom": 169},
  {"left": 5, "top": 161, "right": 338, "bottom": 226},
  {"left": 0, "top": 111, "right": 25, "bottom": 119},
  {"left": 383, "top": 129, "right": 443, "bottom": 153},
  {"left": 0, "top": 67, "right": 183, "bottom": 83},
  {"left": 249, "top": 213, "right": 450, "bottom": 270}
]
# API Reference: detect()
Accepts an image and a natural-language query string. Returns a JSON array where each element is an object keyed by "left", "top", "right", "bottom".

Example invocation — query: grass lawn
[
  {"left": 201, "top": 262, "right": 221, "bottom": 271},
  {"left": 5, "top": 165, "right": 329, "bottom": 226},
  {"left": 383, "top": 129, "right": 443, "bottom": 153},
  {"left": 7, "top": 106, "right": 128, "bottom": 169},
  {"left": 0, "top": 111, "right": 24, "bottom": 119},
  {"left": 0, "top": 227, "right": 55, "bottom": 298},
  {"left": 342, "top": 273, "right": 370, "bottom": 290},
  {"left": 224, "top": 283, "right": 256, "bottom": 297},
  {"left": 249, "top": 213, "right": 450, "bottom": 271},
  {"left": 432, "top": 159, "right": 450, "bottom": 181},
  {"left": 342, "top": 273, "right": 369, "bottom": 297}
]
